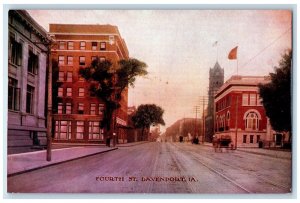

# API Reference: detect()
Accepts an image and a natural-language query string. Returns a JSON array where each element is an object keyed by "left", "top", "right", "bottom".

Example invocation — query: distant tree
[
  {"left": 79, "top": 57, "right": 147, "bottom": 136},
  {"left": 259, "top": 49, "right": 292, "bottom": 142},
  {"left": 132, "top": 104, "right": 165, "bottom": 140}
]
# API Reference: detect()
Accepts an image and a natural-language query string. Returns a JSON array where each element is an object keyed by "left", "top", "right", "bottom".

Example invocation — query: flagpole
[
  {"left": 217, "top": 42, "right": 219, "bottom": 61},
  {"left": 237, "top": 58, "right": 239, "bottom": 75}
]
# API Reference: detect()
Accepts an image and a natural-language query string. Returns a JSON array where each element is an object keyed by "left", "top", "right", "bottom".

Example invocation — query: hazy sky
[{"left": 27, "top": 10, "right": 292, "bottom": 132}]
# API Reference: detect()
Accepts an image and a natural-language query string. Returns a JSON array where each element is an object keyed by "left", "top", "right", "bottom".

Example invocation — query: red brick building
[
  {"left": 49, "top": 24, "right": 129, "bottom": 144},
  {"left": 214, "top": 75, "right": 288, "bottom": 148}
]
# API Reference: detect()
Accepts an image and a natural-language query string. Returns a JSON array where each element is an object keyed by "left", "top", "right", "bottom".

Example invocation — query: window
[
  {"left": 109, "top": 35, "right": 115, "bottom": 44},
  {"left": 27, "top": 47, "right": 38, "bottom": 75},
  {"left": 80, "top": 41, "right": 86, "bottom": 50},
  {"left": 9, "top": 33, "right": 22, "bottom": 66},
  {"left": 76, "top": 121, "right": 84, "bottom": 139},
  {"left": 79, "top": 56, "right": 85, "bottom": 66},
  {"left": 226, "top": 111, "right": 230, "bottom": 130},
  {"left": 249, "top": 94, "right": 256, "bottom": 106},
  {"left": 8, "top": 77, "right": 20, "bottom": 111},
  {"left": 245, "top": 112, "right": 259, "bottom": 130},
  {"left": 58, "top": 71, "right": 64, "bottom": 81},
  {"left": 91, "top": 56, "right": 97, "bottom": 62},
  {"left": 78, "top": 87, "right": 85, "bottom": 97},
  {"left": 257, "top": 95, "right": 263, "bottom": 106},
  {"left": 58, "top": 87, "right": 63, "bottom": 97},
  {"left": 67, "top": 41, "right": 74, "bottom": 50},
  {"left": 89, "top": 121, "right": 103, "bottom": 140},
  {"left": 242, "top": 94, "right": 248, "bottom": 106},
  {"left": 66, "top": 87, "right": 72, "bottom": 97},
  {"left": 250, "top": 135, "right": 254, "bottom": 143},
  {"left": 90, "top": 103, "right": 96, "bottom": 115},
  {"left": 66, "top": 103, "right": 72, "bottom": 114},
  {"left": 58, "top": 56, "right": 64, "bottom": 65},
  {"left": 243, "top": 135, "right": 247, "bottom": 143},
  {"left": 100, "top": 57, "right": 106, "bottom": 62},
  {"left": 59, "top": 41, "right": 65, "bottom": 50},
  {"left": 100, "top": 42, "right": 106, "bottom": 50},
  {"left": 99, "top": 103, "right": 105, "bottom": 115},
  {"left": 66, "top": 72, "right": 72, "bottom": 82},
  {"left": 92, "top": 42, "right": 97, "bottom": 50},
  {"left": 58, "top": 103, "right": 63, "bottom": 114},
  {"left": 67, "top": 56, "right": 73, "bottom": 65},
  {"left": 256, "top": 135, "right": 261, "bottom": 143},
  {"left": 55, "top": 121, "right": 71, "bottom": 140},
  {"left": 78, "top": 103, "right": 84, "bottom": 114},
  {"left": 26, "top": 85, "right": 34, "bottom": 113}
]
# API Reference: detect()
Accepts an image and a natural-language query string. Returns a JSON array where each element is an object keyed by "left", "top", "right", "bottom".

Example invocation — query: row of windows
[
  {"left": 216, "top": 96, "right": 231, "bottom": 112},
  {"left": 242, "top": 93, "right": 263, "bottom": 106},
  {"left": 9, "top": 33, "right": 40, "bottom": 75},
  {"left": 58, "top": 41, "right": 109, "bottom": 51},
  {"left": 57, "top": 103, "right": 104, "bottom": 115},
  {"left": 8, "top": 77, "right": 35, "bottom": 114},
  {"left": 216, "top": 93, "right": 263, "bottom": 112},
  {"left": 58, "top": 87, "right": 87, "bottom": 97},
  {"left": 55, "top": 120, "right": 104, "bottom": 140},
  {"left": 58, "top": 56, "right": 106, "bottom": 66},
  {"left": 243, "top": 134, "right": 261, "bottom": 144},
  {"left": 215, "top": 111, "right": 260, "bottom": 132}
]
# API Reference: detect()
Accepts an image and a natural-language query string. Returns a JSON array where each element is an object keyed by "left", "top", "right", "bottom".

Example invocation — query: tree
[
  {"left": 79, "top": 57, "right": 147, "bottom": 137},
  {"left": 131, "top": 104, "right": 165, "bottom": 140},
  {"left": 258, "top": 49, "right": 292, "bottom": 141}
]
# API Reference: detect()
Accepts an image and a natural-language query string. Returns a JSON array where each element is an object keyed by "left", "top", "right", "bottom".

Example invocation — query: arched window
[
  {"left": 226, "top": 111, "right": 230, "bottom": 130},
  {"left": 215, "top": 115, "right": 218, "bottom": 131},
  {"left": 245, "top": 112, "right": 259, "bottom": 130}
]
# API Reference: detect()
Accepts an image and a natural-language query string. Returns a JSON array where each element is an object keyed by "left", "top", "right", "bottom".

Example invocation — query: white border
[{"left": 1, "top": 1, "right": 299, "bottom": 202}]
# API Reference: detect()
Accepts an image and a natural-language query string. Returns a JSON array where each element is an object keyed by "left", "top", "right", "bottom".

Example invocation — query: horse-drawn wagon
[{"left": 212, "top": 135, "right": 232, "bottom": 152}]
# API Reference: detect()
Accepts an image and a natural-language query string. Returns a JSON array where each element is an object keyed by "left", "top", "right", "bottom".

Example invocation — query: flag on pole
[
  {"left": 213, "top": 41, "right": 218, "bottom": 47},
  {"left": 228, "top": 46, "right": 238, "bottom": 60}
]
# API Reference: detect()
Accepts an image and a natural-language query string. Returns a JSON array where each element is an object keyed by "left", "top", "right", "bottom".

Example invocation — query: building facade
[
  {"left": 214, "top": 75, "right": 288, "bottom": 148},
  {"left": 8, "top": 10, "right": 50, "bottom": 154},
  {"left": 205, "top": 61, "right": 224, "bottom": 142},
  {"left": 49, "top": 24, "right": 129, "bottom": 144}
]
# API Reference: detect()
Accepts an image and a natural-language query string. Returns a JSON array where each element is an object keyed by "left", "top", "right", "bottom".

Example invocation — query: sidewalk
[
  {"left": 202, "top": 142, "right": 291, "bottom": 160},
  {"left": 7, "top": 141, "right": 149, "bottom": 177},
  {"left": 7, "top": 146, "right": 117, "bottom": 177}
]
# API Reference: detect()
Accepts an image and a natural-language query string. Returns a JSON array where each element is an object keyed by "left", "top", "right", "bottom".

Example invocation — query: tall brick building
[
  {"left": 214, "top": 75, "right": 289, "bottom": 148},
  {"left": 49, "top": 24, "right": 129, "bottom": 144}
]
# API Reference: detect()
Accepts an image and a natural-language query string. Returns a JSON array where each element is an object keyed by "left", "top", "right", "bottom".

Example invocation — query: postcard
[{"left": 6, "top": 7, "right": 293, "bottom": 196}]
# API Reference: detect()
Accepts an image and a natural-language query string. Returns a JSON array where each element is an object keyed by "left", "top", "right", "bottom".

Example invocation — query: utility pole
[
  {"left": 193, "top": 106, "right": 201, "bottom": 141},
  {"left": 198, "top": 96, "right": 208, "bottom": 144},
  {"left": 46, "top": 35, "right": 56, "bottom": 161}
]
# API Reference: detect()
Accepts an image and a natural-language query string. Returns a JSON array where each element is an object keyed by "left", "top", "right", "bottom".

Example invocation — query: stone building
[
  {"left": 205, "top": 61, "right": 224, "bottom": 142},
  {"left": 8, "top": 10, "right": 50, "bottom": 154}
]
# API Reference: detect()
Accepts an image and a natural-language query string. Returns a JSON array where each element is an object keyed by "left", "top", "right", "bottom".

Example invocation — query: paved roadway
[{"left": 7, "top": 142, "right": 291, "bottom": 193}]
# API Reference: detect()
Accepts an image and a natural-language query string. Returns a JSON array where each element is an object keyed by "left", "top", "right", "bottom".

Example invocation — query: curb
[
  {"left": 7, "top": 147, "right": 118, "bottom": 177},
  {"left": 237, "top": 149, "right": 291, "bottom": 160},
  {"left": 116, "top": 141, "right": 150, "bottom": 147}
]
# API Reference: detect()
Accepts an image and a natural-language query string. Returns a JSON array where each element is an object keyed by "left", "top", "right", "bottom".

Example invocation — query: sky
[{"left": 26, "top": 9, "right": 292, "bottom": 132}]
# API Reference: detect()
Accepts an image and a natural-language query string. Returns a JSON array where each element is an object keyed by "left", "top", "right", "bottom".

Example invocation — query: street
[{"left": 7, "top": 142, "right": 291, "bottom": 193}]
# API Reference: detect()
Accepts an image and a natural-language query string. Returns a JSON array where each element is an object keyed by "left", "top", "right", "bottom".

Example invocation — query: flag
[
  {"left": 213, "top": 41, "right": 218, "bottom": 47},
  {"left": 228, "top": 46, "right": 238, "bottom": 60}
]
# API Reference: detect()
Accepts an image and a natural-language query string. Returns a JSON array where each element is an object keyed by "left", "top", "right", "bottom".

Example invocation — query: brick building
[
  {"left": 49, "top": 24, "right": 129, "bottom": 144},
  {"left": 214, "top": 75, "right": 289, "bottom": 148},
  {"left": 8, "top": 10, "right": 50, "bottom": 154}
]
